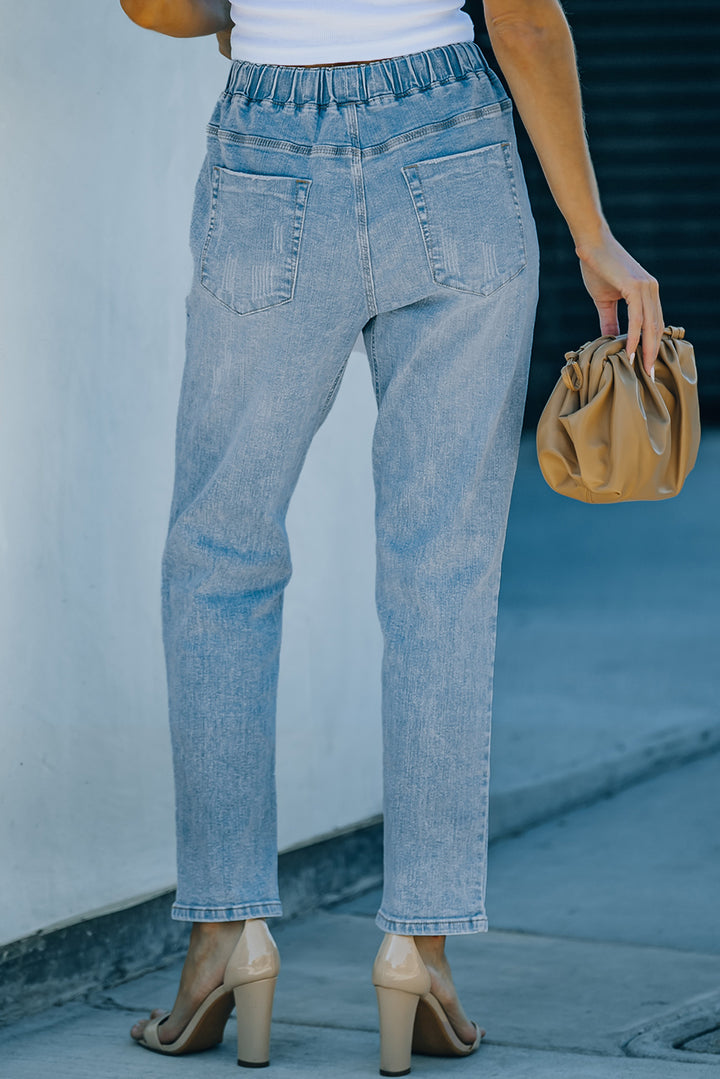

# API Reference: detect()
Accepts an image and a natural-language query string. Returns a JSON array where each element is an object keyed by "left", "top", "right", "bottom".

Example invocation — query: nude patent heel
[
  {"left": 372, "top": 933, "right": 483, "bottom": 1076},
  {"left": 372, "top": 934, "right": 431, "bottom": 1076},
  {"left": 374, "top": 983, "right": 423, "bottom": 1076},
  {"left": 135, "top": 917, "right": 280, "bottom": 1066},
  {"left": 234, "top": 975, "right": 278, "bottom": 1067}
]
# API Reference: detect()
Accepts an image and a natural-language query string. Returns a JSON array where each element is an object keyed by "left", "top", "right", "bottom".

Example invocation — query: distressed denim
[{"left": 162, "top": 40, "right": 539, "bottom": 934}]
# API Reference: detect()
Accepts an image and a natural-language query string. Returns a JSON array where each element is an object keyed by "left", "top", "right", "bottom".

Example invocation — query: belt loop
[
  {"left": 288, "top": 66, "right": 299, "bottom": 106},
  {"left": 319, "top": 65, "right": 329, "bottom": 108},
  {"left": 359, "top": 61, "right": 368, "bottom": 102}
]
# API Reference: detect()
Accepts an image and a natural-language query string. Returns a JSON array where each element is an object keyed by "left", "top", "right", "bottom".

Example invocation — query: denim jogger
[{"left": 162, "top": 40, "right": 540, "bottom": 934}]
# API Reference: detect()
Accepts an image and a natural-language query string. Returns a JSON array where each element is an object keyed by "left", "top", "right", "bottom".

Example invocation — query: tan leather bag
[{"left": 536, "top": 326, "right": 700, "bottom": 503}]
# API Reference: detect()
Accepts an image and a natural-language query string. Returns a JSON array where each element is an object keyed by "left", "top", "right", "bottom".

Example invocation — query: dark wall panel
[{"left": 463, "top": 0, "right": 720, "bottom": 426}]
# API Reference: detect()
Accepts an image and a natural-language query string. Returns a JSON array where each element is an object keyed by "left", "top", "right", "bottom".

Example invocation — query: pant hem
[
  {"left": 171, "top": 901, "right": 283, "bottom": 922},
  {"left": 375, "top": 910, "right": 488, "bottom": 935}
]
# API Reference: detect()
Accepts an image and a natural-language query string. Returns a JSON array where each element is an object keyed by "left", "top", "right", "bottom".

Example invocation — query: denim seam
[
  {"left": 365, "top": 320, "right": 382, "bottom": 407},
  {"left": 172, "top": 901, "right": 283, "bottom": 917},
  {"left": 345, "top": 103, "right": 378, "bottom": 317},
  {"left": 376, "top": 911, "right": 489, "bottom": 934},
  {"left": 287, "top": 179, "right": 313, "bottom": 310},
  {"left": 402, "top": 164, "right": 438, "bottom": 287},
  {"left": 206, "top": 99, "right": 511, "bottom": 160},
  {"left": 172, "top": 911, "right": 282, "bottom": 923},
  {"left": 363, "top": 99, "right": 512, "bottom": 158},
  {"left": 172, "top": 900, "right": 282, "bottom": 909},
  {"left": 318, "top": 354, "right": 350, "bottom": 421}
]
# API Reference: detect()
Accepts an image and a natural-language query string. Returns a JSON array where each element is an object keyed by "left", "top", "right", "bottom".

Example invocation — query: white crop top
[{"left": 229, "top": 1, "right": 475, "bottom": 66}]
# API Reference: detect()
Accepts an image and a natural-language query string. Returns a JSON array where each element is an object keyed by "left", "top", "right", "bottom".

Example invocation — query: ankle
[
  {"left": 414, "top": 934, "right": 447, "bottom": 962},
  {"left": 192, "top": 919, "right": 245, "bottom": 933},
  {"left": 189, "top": 920, "right": 245, "bottom": 948}
]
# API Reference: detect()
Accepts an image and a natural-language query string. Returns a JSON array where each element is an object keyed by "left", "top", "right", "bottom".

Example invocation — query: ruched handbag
[{"left": 536, "top": 325, "right": 700, "bottom": 503}]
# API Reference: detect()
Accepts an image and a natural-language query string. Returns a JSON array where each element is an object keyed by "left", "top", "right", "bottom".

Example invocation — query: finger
[
  {"left": 624, "top": 283, "right": 643, "bottom": 364},
  {"left": 640, "top": 279, "right": 663, "bottom": 377}
]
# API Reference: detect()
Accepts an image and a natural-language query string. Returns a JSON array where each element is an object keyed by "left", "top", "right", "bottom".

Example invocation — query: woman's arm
[
  {"left": 483, "top": 0, "right": 663, "bottom": 373},
  {"left": 120, "top": 0, "right": 232, "bottom": 37}
]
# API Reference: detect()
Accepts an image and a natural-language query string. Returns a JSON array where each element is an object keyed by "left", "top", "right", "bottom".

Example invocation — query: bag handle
[{"left": 561, "top": 359, "right": 583, "bottom": 391}]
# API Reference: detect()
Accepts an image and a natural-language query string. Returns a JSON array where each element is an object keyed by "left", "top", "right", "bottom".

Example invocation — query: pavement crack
[
  {"left": 83, "top": 993, "right": 144, "bottom": 1015},
  {"left": 274, "top": 1022, "right": 626, "bottom": 1058},
  {"left": 484, "top": 1040, "right": 623, "bottom": 1058},
  {"left": 273, "top": 1018, "right": 378, "bottom": 1033}
]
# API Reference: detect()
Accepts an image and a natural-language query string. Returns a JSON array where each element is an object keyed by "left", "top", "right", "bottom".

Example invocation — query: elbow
[
  {"left": 486, "top": 1, "right": 563, "bottom": 44},
  {"left": 489, "top": 15, "right": 548, "bottom": 45},
  {"left": 120, "top": 0, "right": 162, "bottom": 30}
]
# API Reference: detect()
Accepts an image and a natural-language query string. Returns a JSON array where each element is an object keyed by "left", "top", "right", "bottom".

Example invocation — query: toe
[
  {"left": 130, "top": 1019, "right": 147, "bottom": 1041},
  {"left": 130, "top": 1009, "right": 167, "bottom": 1041},
  {"left": 461, "top": 1020, "right": 484, "bottom": 1046}
]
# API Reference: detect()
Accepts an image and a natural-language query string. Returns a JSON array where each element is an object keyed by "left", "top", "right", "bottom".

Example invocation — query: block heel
[
  {"left": 375, "top": 984, "right": 421, "bottom": 1076},
  {"left": 133, "top": 918, "right": 280, "bottom": 1064},
  {"left": 371, "top": 932, "right": 484, "bottom": 1075},
  {"left": 234, "top": 976, "right": 277, "bottom": 1067}
]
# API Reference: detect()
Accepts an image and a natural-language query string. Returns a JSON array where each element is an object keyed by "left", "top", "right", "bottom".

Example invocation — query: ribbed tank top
[{"left": 229, "top": 1, "right": 475, "bottom": 66}]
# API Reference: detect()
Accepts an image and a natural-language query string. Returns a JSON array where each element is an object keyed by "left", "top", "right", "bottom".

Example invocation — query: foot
[
  {"left": 130, "top": 920, "right": 245, "bottom": 1046},
  {"left": 414, "top": 936, "right": 484, "bottom": 1045}
]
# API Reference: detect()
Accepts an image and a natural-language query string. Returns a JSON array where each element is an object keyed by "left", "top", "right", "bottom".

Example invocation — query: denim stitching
[
  {"left": 402, "top": 164, "right": 439, "bottom": 284},
  {"left": 173, "top": 902, "right": 283, "bottom": 920},
  {"left": 500, "top": 140, "right": 528, "bottom": 268},
  {"left": 198, "top": 165, "right": 223, "bottom": 295},
  {"left": 365, "top": 321, "right": 382, "bottom": 407},
  {"left": 317, "top": 355, "right": 349, "bottom": 422},
  {"left": 376, "top": 911, "right": 489, "bottom": 934},
  {"left": 173, "top": 900, "right": 282, "bottom": 910},
  {"left": 208, "top": 127, "right": 347, "bottom": 157},
  {"left": 363, "top": 99, "right": 511, "bottom": 158},
  {"left": 345, "top": 102, "right": 377, "bottom": 317},
  {"left": 205, "top": 99, "right": 511, "bottom": 159},
  {"left": 287, "top": 179, "right": 312, "bottom": 306}
]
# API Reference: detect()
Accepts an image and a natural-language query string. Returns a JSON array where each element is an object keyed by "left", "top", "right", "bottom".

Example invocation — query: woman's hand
[
  {"left": 575, "top": 227, "right": 664, "bottom": 376},
  {"left": 216, "top": 26, "right": 232, "bottom": 58}
]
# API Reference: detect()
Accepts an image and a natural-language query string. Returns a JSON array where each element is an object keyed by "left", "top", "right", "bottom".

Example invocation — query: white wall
[{"left": 0, "top": 1, "right": 382, "bottom": 945}]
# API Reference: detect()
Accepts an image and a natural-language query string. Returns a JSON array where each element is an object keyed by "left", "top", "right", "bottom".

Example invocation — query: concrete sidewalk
[
  {"left": 2, "top": 750, "right": 719, "bottom": 1076},
  {"left": 1, "top": 430, "right": 718, "bottom": 1075}
]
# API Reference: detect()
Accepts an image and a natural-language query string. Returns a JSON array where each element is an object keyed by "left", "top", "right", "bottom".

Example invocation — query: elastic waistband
[{"left": 223, "top": 40, "right": 490, "bottom": 108}]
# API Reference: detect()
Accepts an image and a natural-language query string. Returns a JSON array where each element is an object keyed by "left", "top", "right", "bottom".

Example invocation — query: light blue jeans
[{"left": 162, "top": 40, "right": 539, "bottom": 935}]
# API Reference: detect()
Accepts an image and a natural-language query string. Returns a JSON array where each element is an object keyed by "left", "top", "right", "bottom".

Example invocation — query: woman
[{"left": 121, "top": 0, "right": 663, "bottom": 1072}]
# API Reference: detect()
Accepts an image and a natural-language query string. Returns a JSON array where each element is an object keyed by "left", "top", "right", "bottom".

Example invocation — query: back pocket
[
  {"left": 402, "top": 141, "right": 527, "bottom": 298},
  {"left": 200, "top": 166, "right": 312, "bottom": 315}
]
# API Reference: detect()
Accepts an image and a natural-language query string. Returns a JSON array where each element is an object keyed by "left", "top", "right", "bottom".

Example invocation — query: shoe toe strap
[{"left": 140, "top": 1012, "right": 172, "bottom": 1051}]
